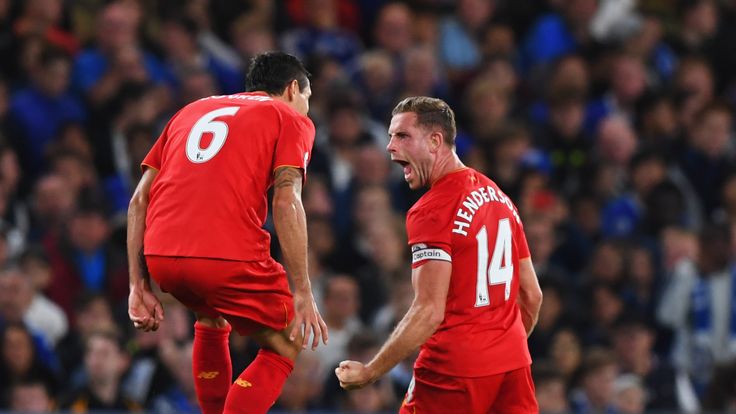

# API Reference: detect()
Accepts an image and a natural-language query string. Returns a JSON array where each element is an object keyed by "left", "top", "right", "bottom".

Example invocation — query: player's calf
[
  {"left": 193, "top": 317, "right": 232, "bottom": 414},
  {"left": 222, "top": 324, "right": 301, "bottom": 413}
]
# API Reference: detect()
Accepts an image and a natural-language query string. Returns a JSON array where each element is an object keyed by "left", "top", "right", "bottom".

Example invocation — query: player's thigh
[
  {"left": 207, "top": 258, "right": 295, "bottom": 337},
  {"left": 145, "top": 255, "right": 220, "bottom": 318},
  {"left": 488, "top": 365, "right": 538, "bottom": 414},
  {"left": 400, "top": 368, "right": 474, "bottom": 414}
]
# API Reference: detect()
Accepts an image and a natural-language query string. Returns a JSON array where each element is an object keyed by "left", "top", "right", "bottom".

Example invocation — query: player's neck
[{"left": 429, "top": 150, "right": 465, "bottom": 188}]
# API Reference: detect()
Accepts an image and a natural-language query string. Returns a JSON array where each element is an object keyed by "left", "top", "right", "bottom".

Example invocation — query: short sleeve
[
  {"left": 514, "top": 219, "right": 531, "bottom": 260},
  {"left": 407, "top": 201, "right": 454, "bottom": 268},
  {"left": 141, "top": 112, "right": 181, "bottom": 172},
  {"left": 273, "top": 111, "right": 315, "bottom": 177},
  {"left": 141, "top": 133, "right": 165, "bottom": 172}
]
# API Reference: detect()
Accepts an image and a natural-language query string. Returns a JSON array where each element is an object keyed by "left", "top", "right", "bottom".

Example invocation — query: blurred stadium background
[{"left": 0, "top": 0, "right": 735, "bottom": 413}]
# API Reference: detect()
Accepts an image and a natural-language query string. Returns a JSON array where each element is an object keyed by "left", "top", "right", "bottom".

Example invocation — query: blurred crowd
[{"left": 0, "top": 0, "right": 735, "bottom": 413}]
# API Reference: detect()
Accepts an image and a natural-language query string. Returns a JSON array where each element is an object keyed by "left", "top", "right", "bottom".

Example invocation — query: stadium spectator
[
  {"left": 61, "top": 330, "right": 140, "bottom": 412},
  {"left": 550, "top": 328, "right": 584, "bottom": 388},
  {"left": 611, "top": 313, "right": 678, "bottom": 411},
  {"left": 124, "top": 298, "right": 193, "bottom": 407},
  {"left": 7, "top": 378, "right": 55, "bottom": 413},
  {"left": 55, "top": 293, "right": 116, "bottom": 383},
  {"left": 71, "top": 2, "right": 170, "bottom": 105},
  {"left": 371, "top": 2, "right": 413, "bottom": 57},
  {"left": 673, "top": 56, "right": 715, "bottom": 129},
  {"left": 587, "top": 52, "right": 649, "bottom": 129},
  {"left": 438, "top": 0, "right": 495, "bottom": 76},
  {"left": 678, "top": 101, "right": 734, "bottom": 216},
  {"left": 522, "top": 0, "right": 599, "bottom": 72},
  {"left": 275, "top": 351, "right": 323, "bottom": 412},
  {"left": 658, "top": 224, "right": 735, "bottom": 394},
  {"left": 570, "top": 347, "right": 620, "bottom": 414},
  {"left": 0, "top": 321, "right": 59, "bottom": 398},
  {"left": 534, "top": 361, "right": 571, "bottom": 414},
  {"left": 280, "top": 0, "right": 363, "bottom": 69},
  {"left": 14, "top": 248, "right": 68, "bottom": 347},
  {"left": 44, "top": 198, "right": 128, "bottom": 319},
  {"left": 158, "top": 15, "right": 243, "bottom": 95},
  {"left": 13, "top": 0, "right": 78, "bottom": 56},
  {"left": 612, "top": 373, "right": 648, "bottom": 414},
  {"left": 8, "top": 48, "right": 85, "bottom": 180},
  {"left": 315, "top": 274, "right": 363, "bottom": 379}
]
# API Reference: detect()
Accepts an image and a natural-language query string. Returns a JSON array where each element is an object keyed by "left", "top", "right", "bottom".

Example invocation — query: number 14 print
[{"left": 475, "top": 218, "right": 513, "bottom": 307}]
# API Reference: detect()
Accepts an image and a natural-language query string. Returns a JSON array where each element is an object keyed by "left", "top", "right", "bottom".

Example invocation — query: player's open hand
[
  {"left": 128, "top": 283, "right": 165, "bottom": 332},
  {"left": 335, "top": 360, "right": 375, "bottom": 390},
  {"left": 291, "top": 289, "right": 329, "bottom": 350}
]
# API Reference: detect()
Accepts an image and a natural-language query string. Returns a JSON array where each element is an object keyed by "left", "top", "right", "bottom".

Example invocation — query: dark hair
[
  {"left": 246, "top": 52, "right": 310, "bottom": 95},
  {"left": 163, "top": 14, "right": 198, "bottom": 38},
  {"left": 38, "top": 47, "right": 69, "bottom": 69},
  {"left": 85, "top": 329, "right": 125, "bottom": 353},
  {"left": 580, "top": 347, "right": 618, "bottom": 379},
  {"left": 693, "top": 99, "right": 733, "bottom": 126},
  {"left": 532, "top": 360, "right": 565, "bottom": 386},
  {"left": 18, "top": 245, "right": 49, "bottom": 268},
  {"left": 391, "top": 96, "right": 457, "bottom": 146}
]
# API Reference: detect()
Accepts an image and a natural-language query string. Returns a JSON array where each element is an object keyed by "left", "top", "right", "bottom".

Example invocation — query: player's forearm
[
  {"left": 127, "top": 192, "right": 149, "bottom": 288},
  {"left": 518, "top": 292, "right": 542, "bottom": 337},
  {"left": 272, "top": 193, "right": 310, "bottom": 291},
  {"left": 365, "top": 303, "right": 442, "bottom": 381},
  {"left": 519, "top": 306, "right": 537, "bottom": 336}
]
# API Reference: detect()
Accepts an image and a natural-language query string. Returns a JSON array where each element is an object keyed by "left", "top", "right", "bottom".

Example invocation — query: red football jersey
[
  {"left": 142, "top": 92, "right": 315, "bottom": 262},
  {"left": 407, "top": 168, "right": 532, "bottom": 377}
]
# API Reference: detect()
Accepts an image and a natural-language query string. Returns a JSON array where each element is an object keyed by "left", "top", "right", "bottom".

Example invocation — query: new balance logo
[
  {"left": 197, "top": 371, "right": 219, "bottom": 380},
  {"left": 235, "top": 378, "right": 252, "bottom": 388}
]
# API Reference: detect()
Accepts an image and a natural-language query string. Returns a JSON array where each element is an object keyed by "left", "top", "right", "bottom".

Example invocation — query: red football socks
[
  {"left": 223, "top": 348, "right": 295, "bottom": 414},
  {"left": 193, "top": 322, "right": 233, "bottom": 414}
]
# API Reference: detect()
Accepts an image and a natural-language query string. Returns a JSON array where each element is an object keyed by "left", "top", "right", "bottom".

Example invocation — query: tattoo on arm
[{"left": 274, "top": 167, "right": 303, "bottom": 194}]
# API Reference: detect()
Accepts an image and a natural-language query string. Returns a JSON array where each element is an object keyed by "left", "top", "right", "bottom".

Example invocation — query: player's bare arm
[
  {"left": 335, "top": 260, "right": 451, "bottom": 389},
  {"left": 272, "top": 166, "right": 328, "bottom": 350},
  {"left": 517, "top": 258, "right": 543, "bottom": 337},
  {"left": 127, "top": 167, "right": 165, "bottom": 332}
]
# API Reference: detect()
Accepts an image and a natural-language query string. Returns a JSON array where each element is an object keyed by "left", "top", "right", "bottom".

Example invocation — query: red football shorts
[
  {"left": 400, "top": 365, "right": 538, "bottom": 414},
  {"left": 146, "top": 255, "right": 294, "bottom": 336}
]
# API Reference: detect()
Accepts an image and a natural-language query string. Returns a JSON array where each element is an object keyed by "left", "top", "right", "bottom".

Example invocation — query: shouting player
[
  {"left": 127, "top": 52, "right": 328, "bottom": 414},
  {"left": 335, "top": 97, "right": 543, "bottom": 413}
]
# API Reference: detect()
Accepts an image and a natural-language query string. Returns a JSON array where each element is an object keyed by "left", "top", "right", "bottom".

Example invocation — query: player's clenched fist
[{"left": 335, "top": 360, "right": 376, "bottom": 390}]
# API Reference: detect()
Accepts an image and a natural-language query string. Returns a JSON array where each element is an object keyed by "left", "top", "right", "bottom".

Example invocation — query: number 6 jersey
[
  {"left": 406, "top": 168, "right": 532, "bottom": 377},
  {"left": 141, "top": 92, "right": 315, "bottom": 262}
]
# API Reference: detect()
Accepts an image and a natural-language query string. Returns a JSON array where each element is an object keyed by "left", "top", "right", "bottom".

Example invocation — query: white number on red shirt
[
  {"left": 475, "top": 218, "right": 513, "bottom": 307},
  {"left": 186, "top": 106, "right": 240, "bottom": 163}
]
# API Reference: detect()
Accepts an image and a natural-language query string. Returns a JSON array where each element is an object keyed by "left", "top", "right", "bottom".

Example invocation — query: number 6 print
[
  {"left": 475, "top": 218, "right": 513, "bottom": 307},
  {"left": 186, "top": 106, "right": 240, "bottom": 163}
]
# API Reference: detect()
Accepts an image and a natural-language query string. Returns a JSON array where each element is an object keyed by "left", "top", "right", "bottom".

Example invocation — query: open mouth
[{"left": 393, "top": 159, "right": 412, "bottom": 180}]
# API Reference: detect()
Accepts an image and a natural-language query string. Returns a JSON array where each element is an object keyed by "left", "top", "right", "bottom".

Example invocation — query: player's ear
[
  {"left": 288, "top": 79, "right": 300, "bottom": 101},
  {"left": 429, "top": 132, "right": 442, "bottom": 152}
]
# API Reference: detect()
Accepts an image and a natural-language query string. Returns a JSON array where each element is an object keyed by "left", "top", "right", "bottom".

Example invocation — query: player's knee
[
  {"left": 196, "top": 314, "right": 229, "bottom": 329},
  {"left": 252, "top": 327, "right": 301, "bottom": 361}
]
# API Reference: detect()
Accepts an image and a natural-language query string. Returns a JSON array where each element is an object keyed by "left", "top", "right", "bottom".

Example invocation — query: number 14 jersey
[
  {"left": 407, "top": 168, "right": 532, "bottom": 377},
  {"left": 142, "top": 92, "right": 315, "bottom": 262}
]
